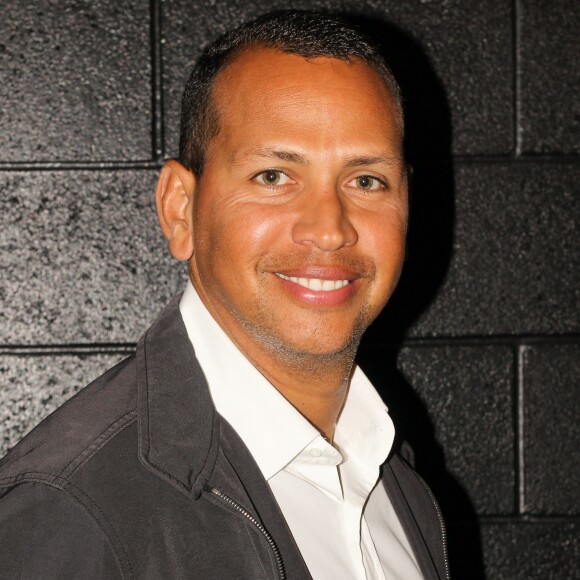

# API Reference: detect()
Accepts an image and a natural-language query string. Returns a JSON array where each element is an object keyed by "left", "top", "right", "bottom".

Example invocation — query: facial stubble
[{"left": 227, "top": 279, "right": 377, "bottom": 384}]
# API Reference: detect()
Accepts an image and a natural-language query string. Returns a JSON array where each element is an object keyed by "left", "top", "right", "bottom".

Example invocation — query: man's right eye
[{"left": 254, "top": 169, "right": 292, "bottom": 186}]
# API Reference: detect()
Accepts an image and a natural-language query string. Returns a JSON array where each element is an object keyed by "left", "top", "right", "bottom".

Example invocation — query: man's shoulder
[{"left": 0, "top": 354, "right": 138, "bottom": 485}]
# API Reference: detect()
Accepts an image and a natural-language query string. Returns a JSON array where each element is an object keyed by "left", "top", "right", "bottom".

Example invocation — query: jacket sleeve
[{"left": 0, "top": 481, "right": 124, "bottom": 580}]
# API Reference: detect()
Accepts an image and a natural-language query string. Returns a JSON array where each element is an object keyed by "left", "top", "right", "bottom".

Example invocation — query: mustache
[{"left": 259, "top": 251, "right": 376, "bottom": 278}]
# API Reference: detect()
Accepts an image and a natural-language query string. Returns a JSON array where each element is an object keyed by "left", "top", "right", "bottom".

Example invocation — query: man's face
[{"left": 189, "top": 47, "right": 408, "bottom": 360}]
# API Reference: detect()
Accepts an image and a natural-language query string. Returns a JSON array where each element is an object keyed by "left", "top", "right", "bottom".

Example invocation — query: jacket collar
[{"left": 136, "top": 294, "right": 220, "bottom": 499}]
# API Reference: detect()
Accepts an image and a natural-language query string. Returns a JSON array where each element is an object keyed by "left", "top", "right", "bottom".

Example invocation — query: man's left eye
[
  {"left": 254, "top": 170, "right": 292, "bottom": 186},
  {"left": 348, "top": 175, "right": 385, "bottom": 191}
]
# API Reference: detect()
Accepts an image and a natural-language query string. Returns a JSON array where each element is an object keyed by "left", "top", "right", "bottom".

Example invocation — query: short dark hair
[{"left": 179, "top": 9, "right": 403, "bottom": 176}]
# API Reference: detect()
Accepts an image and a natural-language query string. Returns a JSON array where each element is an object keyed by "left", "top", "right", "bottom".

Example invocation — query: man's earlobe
[{"left": 154, "top": 160, "right": 196, "bottom": 261}]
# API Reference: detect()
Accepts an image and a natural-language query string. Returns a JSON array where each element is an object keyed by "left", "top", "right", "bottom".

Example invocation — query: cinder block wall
[{"left": 1, "top": 1, "right": 578, "bottom": 577}]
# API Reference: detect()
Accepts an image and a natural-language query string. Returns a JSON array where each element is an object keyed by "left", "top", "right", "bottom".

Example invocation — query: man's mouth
[{"left": 275, "top": 273, "right": 350, "bottom": 291}]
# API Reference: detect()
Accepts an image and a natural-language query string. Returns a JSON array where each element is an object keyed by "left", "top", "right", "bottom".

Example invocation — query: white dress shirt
[{"left": 180, "top": 281, "right": 423, "bottom": 579}]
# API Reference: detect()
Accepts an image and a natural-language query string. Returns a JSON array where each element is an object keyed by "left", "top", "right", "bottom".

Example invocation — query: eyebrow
[
  {"left": 233, "top": 148, "right": 402, "bottom": 168},
  {"left": 342, "top": 155, "right": 402, "bottom": 168},
  {"left": 233, "top": 147, "right": 309, "bottom": 166}
]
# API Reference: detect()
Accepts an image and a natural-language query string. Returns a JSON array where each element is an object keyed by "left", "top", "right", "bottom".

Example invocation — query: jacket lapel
[
  {"left": 382, "top": 454, "right": 444, "bottom": 579},
  {"left": 136, "top": 294, "right": 220, "bottom": 499}
]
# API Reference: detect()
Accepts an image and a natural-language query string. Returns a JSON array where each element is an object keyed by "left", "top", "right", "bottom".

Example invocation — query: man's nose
[{"left": 291, "top": 189, "right": 358, "bottom": 251}]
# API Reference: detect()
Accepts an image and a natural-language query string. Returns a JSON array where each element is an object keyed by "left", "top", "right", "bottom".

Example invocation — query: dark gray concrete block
[
  {"left": 519, "top": 0, "right": 580, "bottom": 153},
  {"left": 161, "top": 0, "right": 513, "bottom": 158},
  {"left": 0, "top": 353, "right": 125, "bottom": 457},
  {"left": 0, "top": 171, "right": 188, "bottom": 344},
  {"left": 523, "top": 343, "right": 580, "bottom": 515},
  {"left": 375, "top": 161, "right": 579, "bottom": 338},
  {"left": 481, "top": 521, "right": 580, "bottom": 579},
  {"left": 0, "top": 0, "right": 152, "bottom": 162},
  {"left": 359, "top": 344, "right": 515, "bottom": 517}
]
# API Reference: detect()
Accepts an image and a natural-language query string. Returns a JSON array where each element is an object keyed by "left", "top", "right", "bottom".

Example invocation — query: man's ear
[{"left": 155, "top": 160, "right": 196, "bottom": 261}]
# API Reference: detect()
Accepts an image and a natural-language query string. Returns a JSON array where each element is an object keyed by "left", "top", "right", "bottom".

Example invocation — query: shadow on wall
[{"left": 345, "top": 14, "right": 485, "bottom": 579}]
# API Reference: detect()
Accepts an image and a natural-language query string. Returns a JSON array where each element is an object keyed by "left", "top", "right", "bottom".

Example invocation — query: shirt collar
[
  {"left": 179, "top": 281, "right": 394, "bottom": 483},
  {"left": 335, "top": 368, "right": 394, "bottom": 470}
]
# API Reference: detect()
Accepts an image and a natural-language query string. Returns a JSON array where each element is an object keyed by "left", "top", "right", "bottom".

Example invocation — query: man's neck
[{"left": 242, "top": 346, "right": 356, "bottom": 442}]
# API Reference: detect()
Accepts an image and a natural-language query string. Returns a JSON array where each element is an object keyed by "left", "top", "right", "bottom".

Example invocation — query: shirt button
[{"left": 309, "top": 448, "right": 322, "bottom": 457}]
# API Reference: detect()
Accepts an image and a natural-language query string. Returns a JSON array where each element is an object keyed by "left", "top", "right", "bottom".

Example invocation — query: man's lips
[
  {"left": 271, "top": 266, "right": 363, "bottom": 306},
  {"left": 275, "top": 273, "right": 349, "bottom": 292}
]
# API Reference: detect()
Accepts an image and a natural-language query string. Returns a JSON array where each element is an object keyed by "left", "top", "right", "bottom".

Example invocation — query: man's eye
[
  {"left": 254, "top": 170, "right": 291, "bottom": 186},
  {"left": 349, "top": 175, "right": 385, "bottom": 191}
]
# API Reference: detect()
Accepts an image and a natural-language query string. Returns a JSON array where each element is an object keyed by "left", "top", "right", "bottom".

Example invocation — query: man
[{"left": 0, "top": 10, "right": 448, "bottom": 579}]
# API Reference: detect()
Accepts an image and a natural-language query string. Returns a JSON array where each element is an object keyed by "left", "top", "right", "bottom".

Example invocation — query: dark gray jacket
[{"left": 0, "top": 296, "right": 449, "bottom": 579}]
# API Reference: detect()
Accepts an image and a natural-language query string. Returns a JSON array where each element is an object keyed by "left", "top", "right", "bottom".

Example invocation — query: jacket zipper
[
  {"left": 212, "top": 478, "right": 449, "bottom": 580},
  {"left": 413, "top": 472, "right": 451, "bottom": 580},
  {"left": 209, "top": 487, "right": 286, "bottom": 580}
]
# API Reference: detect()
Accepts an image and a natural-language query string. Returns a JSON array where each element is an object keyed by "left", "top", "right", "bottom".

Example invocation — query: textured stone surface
[
  {"left": 371, "top": 161, "right": 580, "bottom": 338},
  {"left": 0, "top": 353, "right": 126, "bottom": 457},
  {"left": 0, "top": 171, "right": 188, "bottom": 344},
  {"left": 519, "top": 0, "right": 580, "bottom": 153},
  {"left": 0, "top": 0, "right": 152, "bottom": 162},
  {"left": 480, "top": 521, "right": 580, "bottom": 579},
  {"left": 161, "top": 0, "right": 513, "bottom": 159},
  {"left": 523, "top": 343, "right": 580, "bottom": 515},
  {"left": 359, "top": 344, "right": 515, "bottom": 517}
]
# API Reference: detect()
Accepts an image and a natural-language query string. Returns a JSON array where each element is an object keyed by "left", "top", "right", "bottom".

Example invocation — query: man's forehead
[
  {"left": 212, "top": 45, "right": 392, "bottom": 106},
  {"left": 203, "top": 45, "right": 403, "bottom": 165}
]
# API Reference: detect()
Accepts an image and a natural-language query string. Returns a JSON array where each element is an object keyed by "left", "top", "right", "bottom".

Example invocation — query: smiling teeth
[{"left": 275, "top": 273, "right": 349, "bottom": 291}]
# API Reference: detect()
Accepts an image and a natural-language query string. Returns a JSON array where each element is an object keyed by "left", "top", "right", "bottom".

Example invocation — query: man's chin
[
  {"left": 229, "top": 300, "right": 375, "bottom": 369},
  {"left": 250, "top": 325, "right": 365, "bottom": 365}
]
